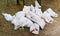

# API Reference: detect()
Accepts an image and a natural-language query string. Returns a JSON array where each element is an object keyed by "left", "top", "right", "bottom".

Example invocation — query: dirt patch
[{"left": 0, "top": 0, "right": 60, "bottom": 36}]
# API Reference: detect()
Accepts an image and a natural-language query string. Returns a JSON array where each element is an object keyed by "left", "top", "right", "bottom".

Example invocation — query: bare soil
[{"left": 0, "top": 0, "right": 60, "bottom": 36}]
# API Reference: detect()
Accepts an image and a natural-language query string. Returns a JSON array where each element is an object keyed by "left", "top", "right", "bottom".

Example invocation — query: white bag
[
  {"left": 25, "top": 11, "right": 46, "bottom": 29},
  {"left": 30, "top": 23, "right": 39, "bottom": 34},
  {"left": 11, "top": 16, "right": 34, "bottom": 30},
  {"left": 15, "top": 11, "right": 26, "bottom": 19},
  {"left": 2, "top": 13, "right": 15, "bottom": 21},
  {"left": 35, "top": 0, "right": 41, "bottom": 8},
  {"left": 30, "top": 5, "right": 35, "bottom": 13},
  {"left": 46, "top": 8, "right": 58, "bottom": 17},
  {"left": 23, "top": 6, "right": 30, "bottom": 12},
  {"left": 35, "top": 8, "right": 43, "bottom": 17},
  {"left": 42, "top": 11, "right": 54, "bottom": 23}
]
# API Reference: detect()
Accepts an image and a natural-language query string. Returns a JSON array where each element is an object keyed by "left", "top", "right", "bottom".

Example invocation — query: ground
[{"left": 0, "top": 0, "right": 60, "bottom": 36}]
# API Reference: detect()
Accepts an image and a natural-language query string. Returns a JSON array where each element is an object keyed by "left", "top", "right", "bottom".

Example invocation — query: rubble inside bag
[
  {"left": 2, "top": 0, "right": 58, "bottom": 35},
  {"left": 30, "top": 23, "right": 39, "bottom": 34},
  {"left": 42, "top": 11, "right": 54, "bottom": 23},
  {"left": 11, "top": 16, "right": 34, "bottom": 30},
  {"left": 11, "top": 11, "right": 34, "bottom": 30},
  {"left": 46, "top": 8, "right": 58, "bottom": 17},
  {"left": 25, "top": 10, "right": 46, "bottom": 29},
  {"left": 35, "top": 7, "right": 43, "bottom": 17},
  {"left": 2, "top": 10, "right": 40, "bottom": 34},
  {"left": 14, "top": 11, "right": 26, "bottom": 19},
  {"left": 23, "top": 6, "right": 31, "bottom": 12},
  {"left": 31, "top": 7, "right": 54, "bottom": 23}
]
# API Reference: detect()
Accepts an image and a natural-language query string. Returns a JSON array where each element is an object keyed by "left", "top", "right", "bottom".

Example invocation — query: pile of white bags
[{"left": 2, "top": 0, "right": 58, "bottom": 35}]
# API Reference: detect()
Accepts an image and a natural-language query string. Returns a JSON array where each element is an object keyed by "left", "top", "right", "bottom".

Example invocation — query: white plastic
[
  {"left": 42, "top": 11, "right": 54, "bottom": 23},
  {"left": 11, "top": 16, "right": 34, "bottom": 30},
  {"left": 25, "top": 11, "right": 46, "bottom": 29},
  {"left": 2, "top": 13, "right": 15, "bottom": 21},
  {"left": 30, "top": 23, "right": 39, "bottom": 34},
  {"left": 35, "top": 8, "right": 43, "bottom": 17},
  {"left": 46, "top": 8, "right": 58, "bottom": 17},
  {"left": 30, "top": 5, "right": 35, "bottom": 13},
  {"left": 15, "top": 11, "right": 26, "bottom": 19},
  {"left": 35, "top": 0, "right": 41, "bottom": 8},
  {"left": 23, "top": 6, "right": 30, "bottom": 12}
]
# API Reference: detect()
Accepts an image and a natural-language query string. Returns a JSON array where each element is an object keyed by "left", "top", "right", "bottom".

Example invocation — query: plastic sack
[
  {"left": 2, "top": 13, "right": 15, "bottom": 21},
  {"left": 30, "top": 23, "right": 39, "bottom": 34},
  {"left": 23, "top": 6, "right": 30, "bottom": 12},
  {"left": 15, "top": 11, "right": 26, "bottom": 19},
  {"left": 46, "top": 8, "right": 58, "bottom": 17},
  {"left": 11, "top": 16, "right": 34, "bottom": 30},
  {"left": 30, "top": 5, "right": 35, "bottom": 13},
  {"left": 42, "top": 11, "right": 54, "bottom": 23},
  {"left": 35, "top": 0, "right": 41, "bottom": 8},
  {"left": 25, "top": 11, "right": 46, "bottom": 29},
  {"left": 35, "top": 8, "right": 43, "bottom": 17}
]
